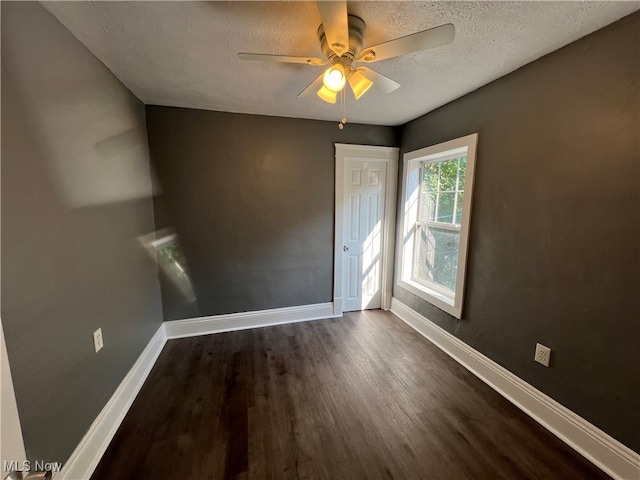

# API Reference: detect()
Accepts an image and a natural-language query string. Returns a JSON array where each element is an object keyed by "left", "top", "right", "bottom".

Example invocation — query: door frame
[
  {"left": 1, "top": 319, "right": 27, "bottom": 470},
  {"left": 1, "top": 166, "right": 28, "bottom": 470},
  {"left": 333, "top": 143, "right": 399, "bottom": 316}
]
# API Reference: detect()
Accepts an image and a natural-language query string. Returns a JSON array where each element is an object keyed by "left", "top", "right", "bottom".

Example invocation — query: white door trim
[
  {"left": 1, "top": 317, "right": 27, "bottom": 472},
  {"left": 334, "top": 144, "right": 399, "bottom": 316}
]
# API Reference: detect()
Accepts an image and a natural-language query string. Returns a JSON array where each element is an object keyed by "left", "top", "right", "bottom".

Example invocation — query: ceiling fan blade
[
  {"left": 358, "top": 23, "right": 455, "bottom": 63},
  {"left": 316, "top": 0, "right": 349, "bottom": 56},
  {"left": 298, "top": 73, "right": 325, "bottom": 98},
  {"left": 359, "top": 67, "right": 401, "bottom": 94},
  {"left": 238, "top": 53, "right": 328, "bottom": 66}
]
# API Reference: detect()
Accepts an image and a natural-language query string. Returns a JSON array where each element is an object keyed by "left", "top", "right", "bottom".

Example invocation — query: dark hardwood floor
[{"left": 91, "top": 310, "right": 608, "bottom": 479}]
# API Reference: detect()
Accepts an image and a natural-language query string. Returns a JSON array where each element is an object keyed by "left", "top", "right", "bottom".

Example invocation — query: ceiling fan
[{"left": 238, "top": 1, "right": 455, "bottom": 107}]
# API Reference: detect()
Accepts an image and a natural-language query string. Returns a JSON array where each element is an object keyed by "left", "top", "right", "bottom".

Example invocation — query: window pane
[
  {"left": 455, "top": 192, "right": 464, "bottom": 224},
  {"left": 415, "top": 225, "right": 459, "bottom": 293},
  {"left": 439, "top": 159, "right": 458, "bottom": 191},
  {"left": 419, "top": 192, "right": 436, "bottom": 222},
  {"left": 457, "top": 157, "right": 466, "bottom": 190},
  {"left": 423, "top": 162, "right": 439, "bottom": 192},
  {"left": 436, "top": 192, "right": 455, "bottom": 223}
]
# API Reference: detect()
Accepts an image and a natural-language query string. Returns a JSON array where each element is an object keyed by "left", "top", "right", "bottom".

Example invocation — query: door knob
[{"left": 343, "top": 246, "right": 349, "bottom": 251}]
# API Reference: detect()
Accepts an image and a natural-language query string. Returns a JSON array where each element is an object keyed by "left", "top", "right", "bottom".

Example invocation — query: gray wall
[
  {"left": 146, "top": 106, "right": 398, "bottom": 320},
  {"left": 1, "top": 2, "right": 163, "bottom": 463},
  {"left": 395, "top": 12, "right": 639, "bottom": 452}
]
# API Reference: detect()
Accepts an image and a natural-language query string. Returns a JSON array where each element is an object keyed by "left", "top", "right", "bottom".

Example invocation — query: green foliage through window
[{"left": 420, "top": 156, "right": 466, "bottom": 226}]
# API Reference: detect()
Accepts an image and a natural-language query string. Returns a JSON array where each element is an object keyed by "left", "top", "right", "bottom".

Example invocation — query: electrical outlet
[
  {"left": 93, "top": 328, "right": 104, "bottom": 353},
  {"left": 534, "top": 343, "right": 551, "bottom": 367}
]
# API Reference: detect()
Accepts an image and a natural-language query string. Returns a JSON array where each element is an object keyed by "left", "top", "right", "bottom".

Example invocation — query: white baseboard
[
  {"left": 390, "top": 298, "right": 640, "bottom": 480},
  {"left": 62, "top": 299, "right": 637, "bottom": 480},
  {"left": 56, "top": 324, "right": 167, "bottom": 480},
  {"left": 164, "top": 302, "right": 336, "bottom": 339}
]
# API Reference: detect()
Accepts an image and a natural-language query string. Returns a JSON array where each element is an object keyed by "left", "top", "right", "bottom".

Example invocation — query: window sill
[{"left": 398, "top": 278, "right": 461, "bottom": 319}]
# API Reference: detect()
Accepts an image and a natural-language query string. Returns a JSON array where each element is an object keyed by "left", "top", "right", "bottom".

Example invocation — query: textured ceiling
[{"left": 42, "top": 1, "right": 638, "bottom": 126}]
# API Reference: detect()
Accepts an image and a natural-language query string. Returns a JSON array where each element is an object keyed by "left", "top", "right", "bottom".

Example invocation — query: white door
[{"left": 342, "top": 160, "right": 387, "bottom": 312}]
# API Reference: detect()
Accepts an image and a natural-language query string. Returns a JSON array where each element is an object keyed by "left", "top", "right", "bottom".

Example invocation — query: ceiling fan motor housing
[{"left": 318, "top": 14, "right": 366, "bottom": 63}]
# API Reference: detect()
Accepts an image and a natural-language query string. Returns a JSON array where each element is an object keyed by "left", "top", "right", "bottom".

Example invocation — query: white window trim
[{"left": 398, "top": 133, "right": 478, "bottom": 319}]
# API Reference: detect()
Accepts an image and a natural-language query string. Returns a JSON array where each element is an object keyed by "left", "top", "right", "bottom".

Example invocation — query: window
[{"left": 398, "top": 134, "right": 478, "bottom": 318}]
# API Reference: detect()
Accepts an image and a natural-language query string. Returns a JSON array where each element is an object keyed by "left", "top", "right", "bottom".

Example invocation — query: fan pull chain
[{"left": 338, "top": 89, "right": 347, "bottom": 129}]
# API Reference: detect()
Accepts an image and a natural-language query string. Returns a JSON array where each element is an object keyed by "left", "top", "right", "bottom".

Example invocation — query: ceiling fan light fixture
[
  {"left": 348, "top": 69, "right": 373, "bottom": 100},
  {"left": 322, "top": 64, "right": 347, "bottom": 92},
  {"left": 317, "top": 85, "right": 338, "bottom": 103},
  {"left": 240, "top": 2, "right": 455, "bottom": 114}
]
